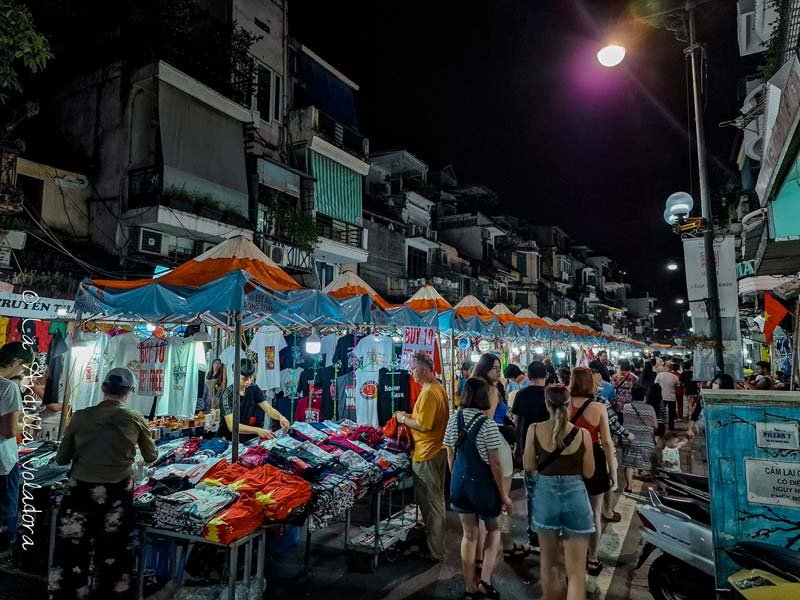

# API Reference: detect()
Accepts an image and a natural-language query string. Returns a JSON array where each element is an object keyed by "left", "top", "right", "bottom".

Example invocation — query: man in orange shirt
[{"left": 396, "top": 351, "right": 450, "bottom": 561}]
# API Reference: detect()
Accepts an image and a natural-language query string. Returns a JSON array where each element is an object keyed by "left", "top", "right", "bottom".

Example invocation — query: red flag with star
[{"left": 763, "top": 292, "right": 789, "bottom": 344}]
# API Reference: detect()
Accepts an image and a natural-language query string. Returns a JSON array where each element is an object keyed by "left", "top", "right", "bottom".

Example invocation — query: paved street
[{"left": 0, "top": 427, "right": 707, "bottom": 599}]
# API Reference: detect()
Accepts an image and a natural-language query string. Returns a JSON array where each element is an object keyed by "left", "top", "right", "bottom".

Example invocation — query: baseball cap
[{"left": 103, "top": 367, "right": 135, "bottom": 388}]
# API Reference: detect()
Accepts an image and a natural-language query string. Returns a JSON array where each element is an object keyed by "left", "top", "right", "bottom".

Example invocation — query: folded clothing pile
[
  {"left": 202, "top": 496, "right": 265, "bottom": 544},
  {"left": 309, "top": 472, "right": 357, "bottom": 532},
  {"left": 203, "top": 463, "right": 312, "bottom": 523},
  {"left": 290, "top": 422, "right": 328, "bottom": 443},
  {"left": 153, "top": 485, "right": 238, "bottom": 535}
]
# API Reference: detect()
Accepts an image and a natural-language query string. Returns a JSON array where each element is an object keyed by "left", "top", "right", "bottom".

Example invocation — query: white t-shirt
[
  {"left": 102, "top": 332, "right": 158, "bottom": 415},
  {"left": 219, "top": 346, "right": 240, "bottom": 384},
  {"left": 68, "top": 331, "right": 108, "bottom": 411},
  {"left": 163, "top": 337, "right": 207, "bottom": 418},
  {"left": 655, "top": 371, "right": 679, "bottom": 402},
  {"left": 0, "top": 376, "right": 22, "bottom": 475},
  {"left": 353, "top": 334, "right": 394, "bottom": 426},
  {"left": 248, "top": 326, "right": 287, "bottom": 391}
]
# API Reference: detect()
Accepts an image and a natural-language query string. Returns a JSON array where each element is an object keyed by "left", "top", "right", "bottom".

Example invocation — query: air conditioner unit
[
  {"left": 269, "top": 245, "right": 290, "bottom": 267},
  {"left": 432, "top": 277, "right": 443, "bottom": 285},
  {"left": 194, "top": 241, "right": 216, "bottom": 255},
  {"left": 137, "top": 228, "right": 167, "bottom": 256}
]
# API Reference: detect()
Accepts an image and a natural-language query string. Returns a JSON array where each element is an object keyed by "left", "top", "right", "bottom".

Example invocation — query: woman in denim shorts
[{"left": 523, "top": 384, "right": 595, "bottom": 600}]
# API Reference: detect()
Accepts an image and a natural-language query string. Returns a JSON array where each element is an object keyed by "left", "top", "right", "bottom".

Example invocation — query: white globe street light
[
  {"left": 665, "top": 191, "right": 694, "bottom": 223},
  {"left": 667, "top": 261, "right": 679, "bottom": 271},
  {"left": 676, "top": 298, "right": 685, "bottom": 305},
  {"left": 597, "top": 43, "right": 626, "bottom": 67}
]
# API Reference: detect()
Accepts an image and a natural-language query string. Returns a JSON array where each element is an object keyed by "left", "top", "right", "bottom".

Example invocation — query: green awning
[
  {"left": 309, "top": 150, "right": 362, "bottom": 225},
  {"left": 770, "top": 153, "right": 800, "bottom": 241}
]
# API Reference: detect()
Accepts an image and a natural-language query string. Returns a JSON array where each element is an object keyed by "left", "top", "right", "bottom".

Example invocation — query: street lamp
[
  {"left": 656, "top": 308, "right": 662, "bottom": 314},
  {"left": 675, "top": 298, "right": 685, "bottom": 305},
  {"left": 666, "top": 261, "right": 679, "bottom": 271},
  {"left": 599, "top": 0, "right": 725, "bottom": 375},
  {"left": 597, "top": 43, "right": 626, "bottom": 67}
]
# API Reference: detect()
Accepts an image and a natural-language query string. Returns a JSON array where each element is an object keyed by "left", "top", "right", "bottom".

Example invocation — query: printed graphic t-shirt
[
  {"left": 248, "top": 326, "right": 287, "bottom": 391},
  {"left": 377, "top": 368, "right": 410, "bottom": 427},
  {"left": 353, "top": 335, "right": 394, "bottom": 426},
  {"left": 163, "top": 337, "right": 207, "bottom": 418},
  {"left": 335, "top": 372, "right": 357, "bottom": 421}
]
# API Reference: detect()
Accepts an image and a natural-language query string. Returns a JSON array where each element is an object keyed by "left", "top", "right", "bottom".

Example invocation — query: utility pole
[{"left": 686, "top": 1, "right": 725, "bottom": 374}]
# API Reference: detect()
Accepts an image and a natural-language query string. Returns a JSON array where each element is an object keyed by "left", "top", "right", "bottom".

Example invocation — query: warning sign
[{"left": 745, "top": 458, "right": 800, "bottom": 509}]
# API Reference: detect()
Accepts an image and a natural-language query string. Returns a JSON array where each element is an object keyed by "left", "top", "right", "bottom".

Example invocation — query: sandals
[
  {"left": 587, "top": 559, "right": 604, "bottom": 576},
  {"left": 503, "top": 543, "right": 532, "bottom": 560},
  {"left": 478, "top": 580, "right": 501, "bottom": 599},
  {"left": 603, "top": 511, "right": 622, "bottom": 523}
]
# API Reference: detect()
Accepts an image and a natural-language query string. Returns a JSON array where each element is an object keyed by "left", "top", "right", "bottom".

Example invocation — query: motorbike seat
[
  {"left": 660, "top": 495, "right": 711, "bottom": 525},
  {"left": 731, "top": 542, "right": 800, "bottom": 583},
  {"left": 658, "top": 469, "right": 709, "bottom": 493}
]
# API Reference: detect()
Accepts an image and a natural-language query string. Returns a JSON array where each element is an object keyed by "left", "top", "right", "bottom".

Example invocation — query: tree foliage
[{"left": 0, "top": 0, "right": 51, "bottom": 103}]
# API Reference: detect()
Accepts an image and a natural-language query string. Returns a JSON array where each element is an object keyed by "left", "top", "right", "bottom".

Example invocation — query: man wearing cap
[{"left": 52, "top": 367, "right": 158, "bottom": 598}]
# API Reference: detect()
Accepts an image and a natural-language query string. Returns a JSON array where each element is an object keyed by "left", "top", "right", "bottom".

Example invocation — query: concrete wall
[
  {"left": 16, "top": 158, "right": 92, "bottom": 238},
  {"left": 437, "top": 226, "right": 483, "bottom": 261},
  {"left": 360, "top": 220, "right": 405, "bottom": 296}
]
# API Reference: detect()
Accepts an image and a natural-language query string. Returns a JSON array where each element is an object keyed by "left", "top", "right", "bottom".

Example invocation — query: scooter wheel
[{"left": 648, "top": 553, "right": 715, "bottom": 600}]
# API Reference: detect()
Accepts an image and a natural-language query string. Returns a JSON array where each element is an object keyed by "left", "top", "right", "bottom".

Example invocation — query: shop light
[
  {"left": 689, "top": 327, "right": 695, "bottom": 333},
  {"left": 556, "top": 350, "right": 566, "bottom": 359},
  {"left": 305, "top": 331, "right": 322, "bottom": 355},
  {"left": 741, "top": 348, "right": 748, "bottom": 357},
  {"left": 146, "top": 323, "right": 156, "bottom": 332},
  {"left": 571, "top": 343, "right": 579, "bottom": 349},
  {"left": 746, "top": 358, "right": 753, "bottom": 364},
  {"left": 470, "top": 352, "right": 481, "bottom": 363},
  {"left": 534, "top": 346, "right": 544, "bottom": 355},
  {"left": 519, "top": 345, "right": 526, "bottom": 351}
]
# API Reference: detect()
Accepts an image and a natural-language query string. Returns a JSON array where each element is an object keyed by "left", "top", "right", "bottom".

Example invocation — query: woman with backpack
[{"left": 445, "top": 377, "right": 513, "bottom": 599}]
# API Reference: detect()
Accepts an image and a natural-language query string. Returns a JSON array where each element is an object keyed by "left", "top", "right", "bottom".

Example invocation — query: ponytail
[{"left": 545, "top": 384, "right": 571, "bottom": 448}]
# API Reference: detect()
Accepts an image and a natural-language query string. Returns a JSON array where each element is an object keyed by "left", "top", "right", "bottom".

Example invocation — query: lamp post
[{"left": 598, "top": 0, "right": 724, "bottom": 374}]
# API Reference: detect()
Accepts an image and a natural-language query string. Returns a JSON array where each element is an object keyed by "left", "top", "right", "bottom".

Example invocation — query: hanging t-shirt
[
  {"left": 0, "top": 317, "right": 8, "bottom": 346},
  {"left": 320, "top": 334, "right": 337, "bottom": 368},
  {"left": 219, "top": 346, "right": 237, "bottom": 384},
  {"left": 297, "top": 365, "right": 335, "bottom": 421},
  {"left": 335, "top": 372, "right": 357, "bottom": 421},
  {"left": 279, "top": 367, "right": 304, "bottom": 399},
  {"left": 377, "top": 368, "right": 410, "bottom": 427},
  {"left": 294, "top": 387, "right": 324, "bottom": 423},
  {"left": 164, "top": 337, "right": 208, "bottom": 418},
  {"left": 332, "top": 333, "right": 356, "bottom": 374},
  {"left": 353, "top": 334, "right": 394, "bottom": 426},
  {"left": 248, "top": 325, "right": 287, "bottom": 391},
  {"left": 68, "top": 331, "right": 108, "bottom": 411},
  {"left": 279, "top": 335, "right": 317, "bottom": 370},
  {"left": 101, "top": 332, "right": 159, "bottom": 416}
]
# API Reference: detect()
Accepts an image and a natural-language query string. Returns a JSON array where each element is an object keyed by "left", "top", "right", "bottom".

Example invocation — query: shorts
[
  {"left": 584, "top": 443, "right": 611, "bottom": 496},
  {"left": 533, "top": 474, "right": 595, "bottom": 536}
]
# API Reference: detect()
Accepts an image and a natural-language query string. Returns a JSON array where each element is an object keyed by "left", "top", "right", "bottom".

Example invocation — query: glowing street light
[
  {"left": 675, "top": 298, "right": 685, "bottom": 305},
  {"left": 655, "top": 308, "right": 662, "bottom": 314},
  {"left": 667, "top": 261, "right": 679, "bottom": 271},
  {"left": 597, "top": 43, "right": 626, "bottom": 67}
]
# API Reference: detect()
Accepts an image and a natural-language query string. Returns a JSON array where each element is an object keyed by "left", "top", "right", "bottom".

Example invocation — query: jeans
[
  {"left": 525, "top": 472, "right": 537, "bottom": 541},
  {"left": 0, "top": 465, "right": 20, "bottom": 546},
  {"left": 667, "top": 401, "right": 676, "bottom": 431},
  {"left": 413, "top": 451, "right": 447, "bottom": 560}
]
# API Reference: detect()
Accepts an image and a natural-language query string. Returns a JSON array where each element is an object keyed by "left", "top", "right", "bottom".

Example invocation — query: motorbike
[
  {"left": 725, "top": 541, "right": 800, "bottom": 598},
  {"left": 633, "top": 480, "right": 716, "bottom": 600}
]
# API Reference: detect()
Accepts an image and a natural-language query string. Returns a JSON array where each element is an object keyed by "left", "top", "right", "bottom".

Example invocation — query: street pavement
[{"left": 0, "top": 425, "right": 708, "bottom": 599}]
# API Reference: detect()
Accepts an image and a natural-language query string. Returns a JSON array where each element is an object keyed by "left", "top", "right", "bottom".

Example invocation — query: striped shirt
[
  {"left": 443, "top": 408, "right": 502, "bottom": 465},
  {"left": 595, "top": 393, "right": 628, "bottom": 439}
]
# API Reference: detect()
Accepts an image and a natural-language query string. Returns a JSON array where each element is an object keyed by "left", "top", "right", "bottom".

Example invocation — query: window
[
  {"left": 407, "top": 246, "right": 427, "bottom": 280},
  {"left": 254, "top": 17, "right": 270, "bottom": 35},
  {"left": 257, "top": 65, "right": 272, "bottom": 120},
  {"left": 273, "top": 74, "right": 282, "bottom": 122},
  {"left": 317, "top": 263, "right": 334, "bottom": 288}
]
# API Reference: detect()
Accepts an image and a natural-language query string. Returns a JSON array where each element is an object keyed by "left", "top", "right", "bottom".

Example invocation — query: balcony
[
  {"left": 406, "top": 223, "right": 438, "bottom": 242},
  {"left": 253, "top": 233, "right": 313, "bottom": 273},
  {"left": 290, "top": 106, "right": 369, "bottom": 161},
  {"left": 314, "top": 213, "right": 368, "bottom": 265}
]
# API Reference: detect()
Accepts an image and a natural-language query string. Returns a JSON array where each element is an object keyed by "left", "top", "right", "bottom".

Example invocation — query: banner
[
  {"left": 683, "top": 236, "right": 738, "bottom": 319},
  {"left": 139, "top": 338, "right": 168, "bottom": 396},
  {"left": 0, "top": 292, "right": 76, "bottom": 320},
  {"left": 400, "top": 326, "right": 436, "bottom": 369}
]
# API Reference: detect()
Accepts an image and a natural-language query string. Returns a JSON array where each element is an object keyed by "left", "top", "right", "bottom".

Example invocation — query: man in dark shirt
[
  {"left": 589, "top": 350, "right": 612, "bottom": 382},
  {"left": 510, "top": 360, "right": 549, "bottom": 552}
]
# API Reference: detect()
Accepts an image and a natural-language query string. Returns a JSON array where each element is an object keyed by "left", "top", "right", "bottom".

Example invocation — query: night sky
[{"left": 290, "top": 0, "right": 751, "bottom": 330}]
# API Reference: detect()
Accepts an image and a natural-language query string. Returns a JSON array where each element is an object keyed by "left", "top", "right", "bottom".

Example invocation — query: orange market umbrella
[
  {"left": 490, "top": 303, "right": 519, "bottom": 324},
  {"left": 405, "top": 284, "right": 453, "bottom": 312},
  {"left": 91, "top": 235, "right": 302, "bottom": 292},
  {"left": 515, "top": 309, "right": 551, "bottom": 329},
  {"left": 323, "top": 270, "right": 393, "bottom": 309},
  {"left": 454, "top": 295, "right": 495, "bottom": 321}
]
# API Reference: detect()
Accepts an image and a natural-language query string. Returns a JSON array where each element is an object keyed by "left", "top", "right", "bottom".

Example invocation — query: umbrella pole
[
  {"left": 449, "top": 331, "right": 455, "bottom": 409},
  {"left": 57, "top": 310, "right": 82, "bottom": 440},
  {"left": 232, "top": 311, "right": 242, "bottom": 462}
]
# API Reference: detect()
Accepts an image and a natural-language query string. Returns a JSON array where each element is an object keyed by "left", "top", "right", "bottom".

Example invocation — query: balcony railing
[
  {"left": 316, "top": 214, "right": 363, "bottom": 248},
  {"left": 316, "top": 110, "right": 368, "bottom": 159}
]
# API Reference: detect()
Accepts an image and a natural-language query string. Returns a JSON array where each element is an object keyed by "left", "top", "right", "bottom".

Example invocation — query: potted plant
[
  {"left": 194, "top": 194, "right": 225, "bottom": 221},
  {"left": 162, "top": 186, "right": 195, "bottom": 213}
]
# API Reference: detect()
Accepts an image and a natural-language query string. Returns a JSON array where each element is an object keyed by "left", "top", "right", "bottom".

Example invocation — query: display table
[{"left": 136, "top": 525, "right": 273, "bottom": 600}]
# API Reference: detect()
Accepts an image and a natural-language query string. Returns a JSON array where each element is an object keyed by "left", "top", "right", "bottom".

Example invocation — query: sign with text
[
  {"left": 400, "top": 327, "right": 436, "bottom": 369},
  {"left": 0, "top": 292, "right": 75, "bottom": 320},
  {"left": 745, "top": 458, "right": 800, "bottom": 509},
  {"left": 756, "top": 422, "right": 800, "bottom": 450},
  {"left": 138, "top": 338, "right": 167, "bottom": 396},
  {"left": 683, "top": 236, "right": 738, "bottom": 319}
]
